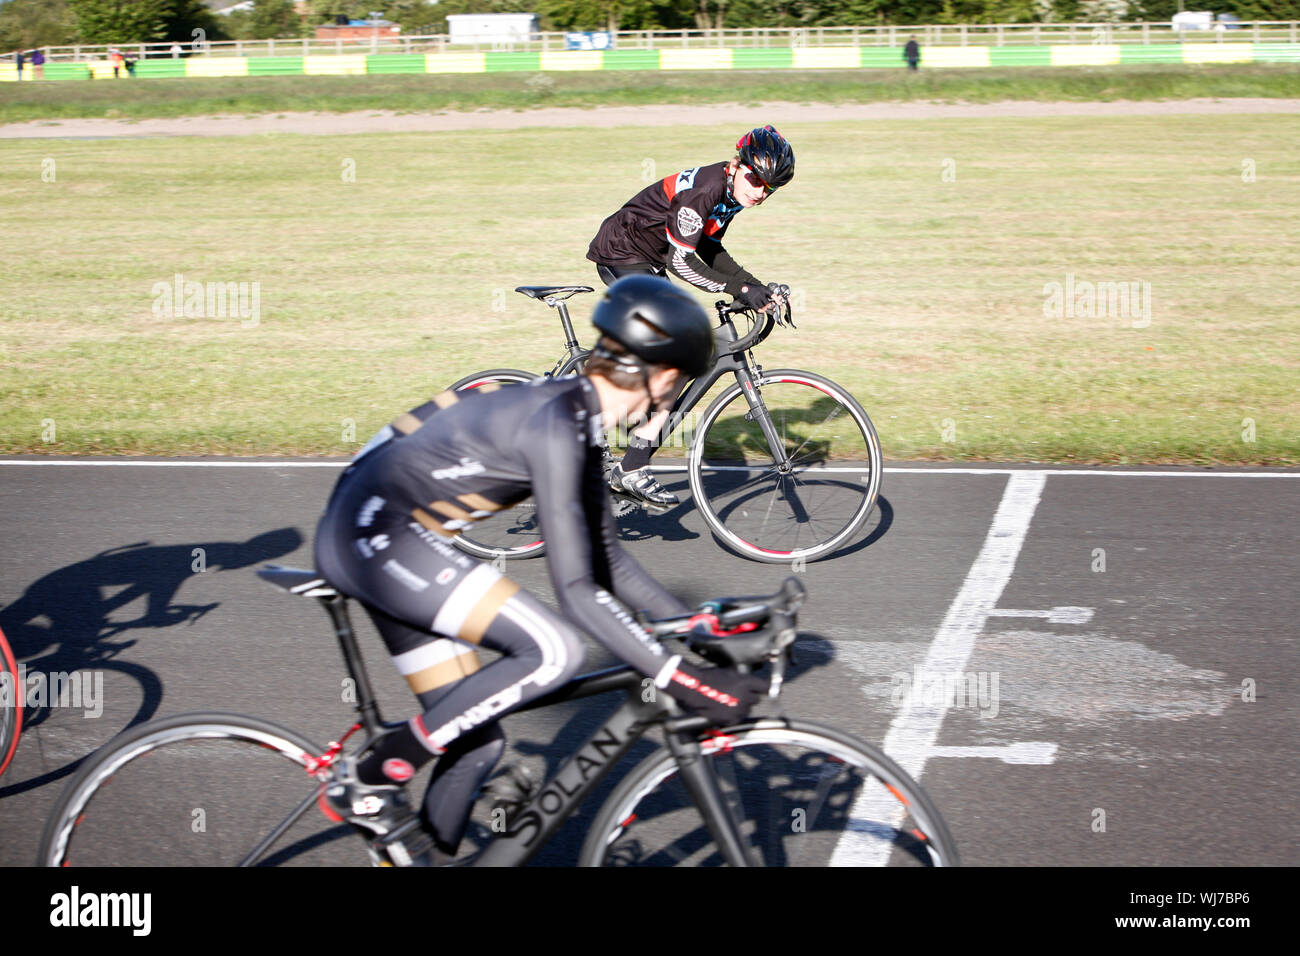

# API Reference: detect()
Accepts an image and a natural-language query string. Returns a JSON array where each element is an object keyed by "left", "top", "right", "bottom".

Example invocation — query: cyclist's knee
[{"left": 506, "top": 594, "right": 585, "bottom": 689}]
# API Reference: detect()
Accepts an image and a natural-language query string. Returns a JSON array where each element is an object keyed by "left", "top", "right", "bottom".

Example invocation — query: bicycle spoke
[
  {"left": 586, "top": 724, "right": 957, "bottom": 867},
  {"left": 691, "top": 374, "right": 881, "bottom": 560},
  {"left": 40, "top": 718, "right": 372, "bottom": 867}
]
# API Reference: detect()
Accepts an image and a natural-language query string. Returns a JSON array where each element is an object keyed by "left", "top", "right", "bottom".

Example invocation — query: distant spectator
[
  {"left": 15, "top": 49, "right": 23, "bottom": 81},
  {"left": 109, "top": 47, "right": 123, "bottom": 78},
  {"left": 30, "top": 49, "right": 45, "bottom": 80},
  {"left": 170, "top": 43, "right": 182, "bottom": 59},
  {"left": 124, "top": 52, "right": 137, "bottom": 77},
  {"left": 904, "top": 36, "right": 920, "bottom": 72}
]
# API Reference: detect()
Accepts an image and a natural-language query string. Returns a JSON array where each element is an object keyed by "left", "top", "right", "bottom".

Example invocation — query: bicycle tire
[
  {"left": 579, "top": 718, "right": 958, "bottom": 867},
  {"left": 688, "top": 369, "right": 883, "bottom": 563},
  {"left": 36, "top": 712, "right": 369, "bottom": 867},
  {"left": 0, "top": 626, "right": 21, "bottom": 779},
  {"left": 447, "top": 369, "right": 549, "bottom": 561}
]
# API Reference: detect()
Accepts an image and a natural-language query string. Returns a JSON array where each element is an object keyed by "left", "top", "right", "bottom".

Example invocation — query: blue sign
[{"left": 565, "top": 32, "right": 613, "bottom": 51}]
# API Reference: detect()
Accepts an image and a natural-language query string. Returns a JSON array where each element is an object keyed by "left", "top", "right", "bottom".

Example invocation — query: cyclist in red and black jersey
[{"left": 587, "top": 125, "right": 795, "bottom": 508}]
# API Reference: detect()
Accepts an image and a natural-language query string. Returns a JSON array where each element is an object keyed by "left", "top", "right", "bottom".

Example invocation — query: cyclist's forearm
[
  {"left": 698, "top": 242, "right": 754, "bottom": 285},
  {"left": 668, "top": 247, "right": 736, "bottom": 294},
  {"left": 606, "top": 543, "right": 691, "bottom": 621},
  {"left": 552, "top": 572, "right": 682, "bottom": 684}
]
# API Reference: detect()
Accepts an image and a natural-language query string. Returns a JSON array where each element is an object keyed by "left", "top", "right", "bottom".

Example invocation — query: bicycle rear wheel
[
  {"left": 688, "top": 369, "right": 882, "bottom": 563},
  {"left": 580, "top": 719, "right": 958, "bottom": 867},
  {"left": 447, "top": 369, "right": 548, "bottom": 561},
  {"left": 37, "top": 712, "right": 370, "bottom": 867},
  {"left": 0, "top": 626, "right": 21, "bottom": 779}
]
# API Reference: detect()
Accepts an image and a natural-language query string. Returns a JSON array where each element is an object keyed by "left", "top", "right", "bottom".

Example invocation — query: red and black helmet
[{"left": 736, "top": 125, "right": 795, "bottom": 190}]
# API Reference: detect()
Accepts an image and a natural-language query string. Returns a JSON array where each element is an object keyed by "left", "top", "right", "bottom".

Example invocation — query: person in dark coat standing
[
  {"left": 15, "top": 49, "right": 24, "bottom": 81},
  {"left": 904, "top": 36, "right": 920, "bottom": 71}
]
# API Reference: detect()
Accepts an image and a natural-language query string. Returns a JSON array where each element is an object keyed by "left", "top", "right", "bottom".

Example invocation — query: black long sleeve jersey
[
  {"left": 333, "top": 377, "right": 691, "bottom": 684},
  {"left": 587, "top": 161, "right": 756, "bottom": 294}
]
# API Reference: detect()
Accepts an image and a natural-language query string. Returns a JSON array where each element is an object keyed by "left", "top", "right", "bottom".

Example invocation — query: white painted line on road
[
  {"left": 831, "top": 470, "right": 1048, "bottom": 867},
  {"left": 928, "top": 743, "right": 1059, "bottom": 765},
  {"left": 0, "top": 460, "right": 348, "bottom": 467},
  {"left": 988, "top": 606, "right": 1095, "bottom": 624},
  {"left": 1, "top": 461, "right": 1294, "bottom": 478},
  {"left": 881, "top": 468, "right": 1299, "bottom": 478}
]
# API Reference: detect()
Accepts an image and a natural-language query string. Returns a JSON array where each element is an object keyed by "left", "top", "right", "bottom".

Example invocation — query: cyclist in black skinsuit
[
  {"left": 313, "top": 276, "right": 767, "bottom": 865},
  {"left": 588, "top": 126, "right": 796, "bottom": 509}
]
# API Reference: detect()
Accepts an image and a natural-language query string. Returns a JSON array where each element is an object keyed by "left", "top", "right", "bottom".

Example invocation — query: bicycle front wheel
[
  {"left": 0, "top": 626, "right": 21, "bottom": 779},
  {"left": 37, "top": 712, "right": 370, "bottom": 867},
  {"left": 448, "top": 369, "right": 548, "bottom": 561},
  {"left": 688, "top": 369, "right": 882, "bottom": 563},
  {"left": 580, "top": 719, "right": 958, "bottom": 867}
]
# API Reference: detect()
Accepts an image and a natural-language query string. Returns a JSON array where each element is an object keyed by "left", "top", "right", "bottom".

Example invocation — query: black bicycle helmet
[
  {"left": 736, "top": 125, "right": 795, "bottom": 190},
  {"left": 591, "top": 276, "right": 715, "bottom": 379}
]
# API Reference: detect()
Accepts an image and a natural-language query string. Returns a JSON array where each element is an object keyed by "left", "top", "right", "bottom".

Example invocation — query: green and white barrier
[{"left": 2, "top": 42, "right": 1298, "bottom": 81}]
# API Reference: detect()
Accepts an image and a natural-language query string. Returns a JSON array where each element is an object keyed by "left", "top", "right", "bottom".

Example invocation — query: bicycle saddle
[{"left": 514, "top": 285, "right": 594, "bottom": 301}]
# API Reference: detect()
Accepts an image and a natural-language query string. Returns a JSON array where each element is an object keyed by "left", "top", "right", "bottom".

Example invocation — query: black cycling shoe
[{"left": 608, "top": 463, "right": 678, "bottom": 513}]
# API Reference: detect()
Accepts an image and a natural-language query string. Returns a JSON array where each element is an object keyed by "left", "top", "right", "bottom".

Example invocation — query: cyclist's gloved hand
[
  {"left": 664, "top": 662, "right": 766, "bottom": 726},
  {"left": 725, "top": 275, "right": 772, "bottom": 312}
]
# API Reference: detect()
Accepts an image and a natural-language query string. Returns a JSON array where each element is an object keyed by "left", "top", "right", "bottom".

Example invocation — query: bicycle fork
[
  {"left": 733, "top": 365, "right": 793, "bottom": 474},
  {"left": 664, "top": 720, "right": 760, "bottom": 867}
]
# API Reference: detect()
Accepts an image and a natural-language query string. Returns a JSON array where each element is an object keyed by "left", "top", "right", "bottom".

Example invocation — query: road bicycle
[
  {"left": 448, "top": 285, "right": 883, "bottom": 565},
  {"left": 0, "top": 626, "right": 20, "bottom": 780},
  {"left": 37, "top": 566, "right": 958, "bottom": 867}
]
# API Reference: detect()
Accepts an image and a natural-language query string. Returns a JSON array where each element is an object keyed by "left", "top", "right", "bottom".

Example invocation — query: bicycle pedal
[
  {"left": 613, "top": 492, "right": 670, "bottom": 517},
  {"left": 372, "top": 817, "right": 438, "bottom": 867}
]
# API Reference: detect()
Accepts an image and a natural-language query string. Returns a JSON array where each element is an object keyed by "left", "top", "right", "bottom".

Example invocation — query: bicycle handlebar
[
  {"left": 714, "top": 295, "right": 795, "bottom": 355},
  {"left": 638, "top": 577, "right": 805, "bottom": 696}
]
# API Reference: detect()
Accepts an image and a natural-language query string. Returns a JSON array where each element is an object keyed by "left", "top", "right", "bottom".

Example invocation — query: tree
[
  {"left": 0, "top": 0, "right": 80, "bottom": 50},
  {"left": 66, "top": 0, "right": 228, "bottom": 45},
  {"left": 383, "top": 0, "right": 450, "bottom": 34},
  {"left": 308, "top": 0, "right": 376, "bottom": 24},
  {"left": 161, "top": 0, "right": 229, "bottom": 44},
  {"left": 249, "top": 0, "right": 303, "bottom": 38},
  {"left": 68, "top": 0, "right": 173, "bottom": 43}
]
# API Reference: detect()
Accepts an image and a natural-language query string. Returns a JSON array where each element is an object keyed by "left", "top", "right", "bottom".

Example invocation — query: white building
[{"left": 445, "top": 13, "right": 538, "bottom": 45}]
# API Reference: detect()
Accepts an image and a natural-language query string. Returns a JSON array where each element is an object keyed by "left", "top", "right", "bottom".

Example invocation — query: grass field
[
  {"left": 2, "top": 63, "right": 1300, "bottom": 123},
  {"left": 1, "top": 72, "right": 1298, "bottom": 463}
]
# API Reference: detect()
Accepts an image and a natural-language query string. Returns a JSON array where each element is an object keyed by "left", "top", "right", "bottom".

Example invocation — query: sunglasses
[{"left": 740, "top": 167, "right": 776, "bottom": 195}]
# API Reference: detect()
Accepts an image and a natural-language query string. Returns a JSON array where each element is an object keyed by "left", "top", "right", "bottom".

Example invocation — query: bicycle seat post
[
  {"left": 553, "top": 298, "right": 581, "bottom": 354},
  {"left": 319, "top": 594, "right": 386, "bottom": 737}
]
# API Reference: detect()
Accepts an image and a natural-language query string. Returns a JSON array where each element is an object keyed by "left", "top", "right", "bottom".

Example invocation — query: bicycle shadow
[
  {"left": 622, "top": 487, "right": 894, "bottom": 560},
  {"left": 488, "top": 630, "right": 840, "bottom": 866},
  {"left": 0, "top": 528, "right": 302, "bottom": 798}
]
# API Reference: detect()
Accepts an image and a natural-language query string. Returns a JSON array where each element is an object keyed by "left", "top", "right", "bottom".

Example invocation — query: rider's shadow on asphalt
[{"left": 0, "top": 528, "right": 301, "bottom": 796}]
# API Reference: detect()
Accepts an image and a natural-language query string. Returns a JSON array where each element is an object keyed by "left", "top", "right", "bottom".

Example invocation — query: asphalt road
[{"left": 1, "top": 459, "right": 1296, "bottom": 867}]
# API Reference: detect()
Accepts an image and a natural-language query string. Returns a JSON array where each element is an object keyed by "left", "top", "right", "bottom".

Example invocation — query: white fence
[{"left": 9, "top": 21, "right": 1300, "bottom": 64}]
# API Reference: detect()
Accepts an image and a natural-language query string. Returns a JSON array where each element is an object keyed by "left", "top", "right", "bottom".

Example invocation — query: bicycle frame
[
  {"left": 471, "top": 667, "right": 757, "bottom": 867},
  {"left": 546, "top": 300, "right": 791, "bottom": 469},
  {"left": 256, "top": 587, "right": 761, "bottom": 867}
]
